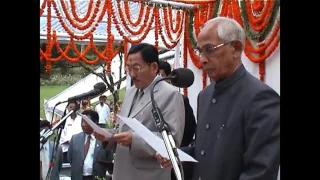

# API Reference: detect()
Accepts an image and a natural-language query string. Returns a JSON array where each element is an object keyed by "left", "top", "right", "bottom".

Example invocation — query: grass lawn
[{"left": 40, "top": 85, "right": 68, "bottom": 119}]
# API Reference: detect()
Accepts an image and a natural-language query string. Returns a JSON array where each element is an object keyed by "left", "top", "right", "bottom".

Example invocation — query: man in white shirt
[
  {"left": 59, "top": 102, "right": 83, "bottom": 163},
  {"left": 95, "top": 95, "right": 110, "bottom": 128},
  {"left": 68, "top": 109, "right": 110, "bottom": 180}
]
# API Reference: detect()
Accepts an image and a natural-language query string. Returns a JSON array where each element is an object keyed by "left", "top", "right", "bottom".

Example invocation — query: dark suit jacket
[
  {"left": 180, "top": 96, "right": 196, "bottom": 147},
  {"left": 183, "top": 64, "right": 280, "bottom": 180},
  {"left": 68, "top": 132, "right": 111, "bottom": 180}
]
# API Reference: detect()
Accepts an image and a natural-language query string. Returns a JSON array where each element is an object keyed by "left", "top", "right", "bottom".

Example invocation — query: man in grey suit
[
  {"left": 40, "top": 120, "right": 63, "bottom": 180},
  {"left": 68, "top": 110, "right": 110, "bottom": 180},
  {"left": 94, "top": 43, "right": 185, "bottom": 180},
  {"left": 157, "top": 17, "right": 280, "bottom": 180}
]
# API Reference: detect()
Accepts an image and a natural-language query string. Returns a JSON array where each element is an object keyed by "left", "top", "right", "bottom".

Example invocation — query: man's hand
[
  {"left": 113, "top": 132, "right": 132, "bottom": 147},
  {"left": 93, "top": 131, "right": 110, "bottom": 142},
  {"left": 154, "top": 152, "right": 172, "bottom": 168}
]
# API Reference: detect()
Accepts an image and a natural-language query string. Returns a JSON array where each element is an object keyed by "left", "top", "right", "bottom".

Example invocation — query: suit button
[
  {"left": 205, "top": 124, "right": 210, "bottom": 130},
  {"left": 200, "top": 150, "right": 205, "bottom": 156},
  {"left": 212, "top": 98, "right": 217, "bottom": 104}
]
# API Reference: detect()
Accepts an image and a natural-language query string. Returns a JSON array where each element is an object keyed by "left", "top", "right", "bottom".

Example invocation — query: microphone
[
  {"left": 57, "top": 82, "right": 106, "bottom": 105},
  {"left": 149, "top": 68, "right": 194, "bottom": 180},
  {"left": 169, "top": 68, "right": 194, "bottom": 88}
]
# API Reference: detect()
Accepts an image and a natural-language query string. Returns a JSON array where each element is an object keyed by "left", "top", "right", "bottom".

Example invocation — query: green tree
[{"left": 79, "top": 43, "right": 126, "bottom": 120}]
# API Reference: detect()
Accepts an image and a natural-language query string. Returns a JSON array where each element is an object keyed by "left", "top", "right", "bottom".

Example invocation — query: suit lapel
[
  {"left": 80, "top": 133, "right": 86, "bottom": 161},
  {"left": 92, "top": 141, "right": 100, "bottom": 164},
  {"left": 121, "top": 88, "right": 137, "bottom": 117},
  {"left": 129, "top": 77, "right": 161, "bottom": 118},
  {"left": 129, "top": 91, "right": 151, "bottom": 118}
]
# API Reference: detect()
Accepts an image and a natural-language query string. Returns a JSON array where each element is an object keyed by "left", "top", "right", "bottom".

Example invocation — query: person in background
[
  {"left": 158, "top": 61, "right": 196, "bottom": 147},
  {"left": 95, "top": 95, "right": 110, "bottom": 128},
  {"left": 40, "top": 120, "right": 63, "bottom": 180},
  {"left": 68, "top": 109, "right": 111, "bottom": 180},
  {"left": 40, "top": 119, "right": 51, "bottom": 133},
  {"left": 60, "top": 102, "right": 83, "bottom": 163},
  {"left": 80, "top": 99, "right": 92, "bottom": 113},
  {"left": 158, "top": 61, "right": 197, "bottom": 180}
]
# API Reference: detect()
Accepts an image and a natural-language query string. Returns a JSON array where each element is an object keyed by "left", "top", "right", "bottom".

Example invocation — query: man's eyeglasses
[
  {"left": 125, "top": 64, "right": 149, "bottom": 74},
  {"left": 194, "top": 41, "right": 232, "bottom": 57}
]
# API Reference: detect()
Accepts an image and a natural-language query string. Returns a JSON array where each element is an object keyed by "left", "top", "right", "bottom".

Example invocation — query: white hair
[{"left": 207, "top": 17, "right": 246, "bottom": 50}]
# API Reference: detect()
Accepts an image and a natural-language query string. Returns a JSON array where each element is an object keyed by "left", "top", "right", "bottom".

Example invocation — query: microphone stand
[
  {"left": 150, "top": 77, "right": 184, "bottom": 180},
  {"left": 40, "top": 102, "right": 80, "bottom": 180}
]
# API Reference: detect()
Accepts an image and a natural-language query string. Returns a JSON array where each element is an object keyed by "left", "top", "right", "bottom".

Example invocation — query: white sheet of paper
[
  {"left": 78, "top": 113, "right": 113, "bottom": 138},
  {"left": 117, "top": 115, "right": 197, "bottom": 162}
]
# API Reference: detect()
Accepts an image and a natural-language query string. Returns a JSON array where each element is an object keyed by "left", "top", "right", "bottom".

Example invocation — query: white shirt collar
[
  {"left": 85, "top": 133, "right": 95, "bottom": 140},
  {"left": 140, "top": 75, "right": 159, "bottom": 94}
]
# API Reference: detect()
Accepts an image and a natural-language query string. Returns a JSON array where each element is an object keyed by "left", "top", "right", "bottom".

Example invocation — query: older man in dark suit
[{"left": 156, "top": 16, "right": 280, "bottom": 180}]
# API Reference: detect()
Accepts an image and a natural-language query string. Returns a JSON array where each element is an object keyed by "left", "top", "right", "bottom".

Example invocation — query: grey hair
[{"left": 207, "top": 17, "right": 246, "bottom": 50}]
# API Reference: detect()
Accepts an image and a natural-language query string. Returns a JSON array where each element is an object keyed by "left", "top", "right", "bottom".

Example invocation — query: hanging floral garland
[
  {"left": 182, "top": 10, "right": 189, "bottom": 97},
  {"left": 50, "top": 0, "right": 108, "bottom": 40},
  {"left": 158, "top": 6, "right": 185, "bottom": 49},
  {"left": 40, "top": 0, "right": 47, "bottom": 16},
  {"left": 40, "top": 0, "right": 279, "bottom": 83},
  {"left": 184, "top": 0, "right": 280, "bottom": 84},
  {"left": 40, "top": 31, "right": 122, "bottom": 65},
  {"left": 45, "top": 0, "right": 52, "bottom": 73}
]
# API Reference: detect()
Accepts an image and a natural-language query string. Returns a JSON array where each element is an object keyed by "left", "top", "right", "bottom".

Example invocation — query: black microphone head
[
  {"left": 170, "top": 68, "right": 194, "bottom": 88},
  {"left": 94, "top": 82, "right": 107, "bottom": 93}
]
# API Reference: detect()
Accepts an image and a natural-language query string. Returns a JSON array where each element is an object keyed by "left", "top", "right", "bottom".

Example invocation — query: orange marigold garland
[
  {"left": 51, "top": 0, "right": 107, "bottom": 40},
  {"left": 202, "top": 70, "right": 207, "bottom": 88},
  {"left": 168, "top": 7, "right": 183, "bottom": 34},
  {"left": 45, "top": 0, "right": 52, "bottom": 73},
  {"left": 40, "top": 0, "right": 47, "bottom": 16},
  {"left": 106, "top": 0, "right": 113, "bottom": 73},
  {"left": 154, "top": 7, "right": 159, "bottom": 50},
  {"left": 123, "top": 39, "right": 128, "bottom": 66},
  {"left": 69, "top": 0, "right": 94, "bottom": 23},
  {"left": 159, "top": 6, "right": 184, "bottom": 49},
  {"left": 111, "top": 0, "right": 154, "bottom": 44},
  {"left": 124, "top": 1, "right": 144, "bottom": 27}
]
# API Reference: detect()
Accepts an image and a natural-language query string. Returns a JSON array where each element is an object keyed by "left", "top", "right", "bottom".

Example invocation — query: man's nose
[
  {"left": 199, "top": 55, "right": 208, "bottom": 65},
  {"left": 129, "top": 71, "right": 137, "bottom": 78}
]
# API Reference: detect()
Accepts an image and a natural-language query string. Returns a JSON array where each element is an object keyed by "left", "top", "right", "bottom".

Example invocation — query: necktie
[
  {"left": 138, "top": 89, "right": 144, "bottom": 101},
  {"left": 129, "top": 89, "right": 144, "bottom": 116},
  {"left": 84, "top": 135, "right": 91, "bottom": 158}
]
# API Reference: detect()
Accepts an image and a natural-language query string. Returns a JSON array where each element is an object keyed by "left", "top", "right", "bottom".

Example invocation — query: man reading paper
[{"left": 94, "top": 43, "right": 185, "bottom": 180}]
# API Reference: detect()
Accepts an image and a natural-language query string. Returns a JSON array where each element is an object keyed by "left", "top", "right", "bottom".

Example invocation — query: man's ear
[
  {"left": 152, "top": 62, "right": 159, "bottom": 73},
  {"left": 232, "top": 40, "right": 243, "bottom": 59}
]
